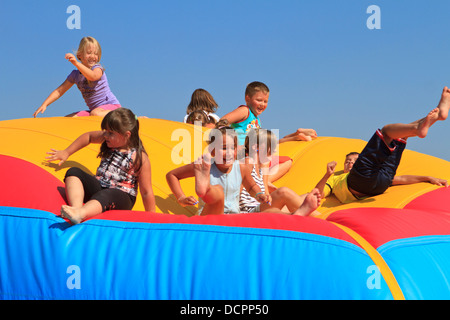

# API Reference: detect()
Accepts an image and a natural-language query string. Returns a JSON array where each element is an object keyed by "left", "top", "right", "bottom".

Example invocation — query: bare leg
[
  {"left": 259, "top": 187, "right": 305, "bottom": 213},
  {"left": 280, "top": 133, "right": 311, "bottom": 143},
  {"left": 64, "top": 176, "right": 85, "bottom": 208},
  {"left": 292, "top": 188, "right": 321, "bottom": 216},
  {"left": 199, "top": 185, "right": 225, "bottom": 215},
  {"left": 90, "top": 108, "right": 111, "bottom": 117},
  {"left": 381, "top": 88, "right": 450, "bottom": 143},
  {"left": 60, "top": 200, "right": 103, "bottom": 225},
  {"left": 283, "top": 128, "right": 317, "bottom": 138},
  {"left": 381, "top": 108, "right": 439, "bottom": 144},
  {"left": 259, "top": 188, "right": 321, "bottom": 216}
]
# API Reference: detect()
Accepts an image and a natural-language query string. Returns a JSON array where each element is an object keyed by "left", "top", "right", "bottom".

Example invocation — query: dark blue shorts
[{"left": 347, "top": 130, "right": 406, "bottom": 196}]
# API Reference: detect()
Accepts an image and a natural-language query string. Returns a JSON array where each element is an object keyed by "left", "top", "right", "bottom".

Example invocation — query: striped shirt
[{"left": 239, "top": 165, "right": 264, "bottom": 213}]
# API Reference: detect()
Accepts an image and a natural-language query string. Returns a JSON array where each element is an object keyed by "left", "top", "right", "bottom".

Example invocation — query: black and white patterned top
[
  {"left": 96, "top": 148, "right": 138, "bottom": 197},
  {"left": 239, "top": 165, "right": 265, "bottom": 213}
]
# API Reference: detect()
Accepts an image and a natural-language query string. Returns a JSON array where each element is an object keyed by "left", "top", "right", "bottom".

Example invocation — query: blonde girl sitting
[{"left": 34, "top": 36, "right": 121, "bottom": 118}]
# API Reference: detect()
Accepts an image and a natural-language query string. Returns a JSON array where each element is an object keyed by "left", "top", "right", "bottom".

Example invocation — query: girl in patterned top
[
  {"left": 240, "top": 128, "right": 321, "bottom": 216},
  {"left": 46, "top": 108, "right": 155, "bottom": 225}
]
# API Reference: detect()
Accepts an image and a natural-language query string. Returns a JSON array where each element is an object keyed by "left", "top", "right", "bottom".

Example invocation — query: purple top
[{"left": 67, "top": 64, "right": 120, "bottom": 110}]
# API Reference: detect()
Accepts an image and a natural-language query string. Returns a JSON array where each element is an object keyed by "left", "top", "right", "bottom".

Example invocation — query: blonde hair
[
  {"left": 186, "top": 88, "right": 219, "bottom": 114},
  {"left": 245, "top": 81, "right": 269, "bottom": 98},
  {"left": 76, "top": 37, "right": 102, "bottom": 63}
]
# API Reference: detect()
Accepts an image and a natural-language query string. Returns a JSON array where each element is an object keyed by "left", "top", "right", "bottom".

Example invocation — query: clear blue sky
[{"left": 1, "top": 0, "right": 450, "bottom": 161}]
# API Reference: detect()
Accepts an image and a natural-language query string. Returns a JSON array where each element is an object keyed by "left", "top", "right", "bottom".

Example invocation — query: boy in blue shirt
[{"left": 221, "top": 81, "right": 317, "bottom": 145}]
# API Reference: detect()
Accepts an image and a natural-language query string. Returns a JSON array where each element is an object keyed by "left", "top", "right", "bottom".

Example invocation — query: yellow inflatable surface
[{"left": 2, "top": 116, "right": 450, "bottom": 217}]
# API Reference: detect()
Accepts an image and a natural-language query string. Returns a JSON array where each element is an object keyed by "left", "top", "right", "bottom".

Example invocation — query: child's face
[
  {"left": 344, "top": 154, "right": 359, "bottom": 173},
  {"left": 79, "top": 44, "right": 99, "bottom": 68},
  {"left": 248, "top": 141, "right": 271, "bottom": 163},
  {"left": 257, "top": 142, "right": 273, "bottom": 164},
  {"left": 245, "top": 91, "right": 269, "bottom": 117},
  {"left": 213, "top": 135, "right": 237, "bottom": 169},
  {"left": 103, "top": 129, "right": 130, "bottom": 150}
]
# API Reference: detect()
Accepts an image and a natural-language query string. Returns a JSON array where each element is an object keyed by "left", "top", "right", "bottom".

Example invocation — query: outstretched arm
[
  {"left": 315, "top": 161, "right": 337, "bottom": 197},
  {"left": 166, "top": 164, "right": 198, "bottom": 206},
  {"left": 46, "top": 131, "right": 105, "bottom": 166},
  {"left": 33, "top": 79, "right": 74, "bottom": 117},
  {"left": 392, "top": 175, "right": 448, "bottom": 187}
]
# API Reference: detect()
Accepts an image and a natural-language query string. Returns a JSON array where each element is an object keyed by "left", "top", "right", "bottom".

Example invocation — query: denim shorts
[{"left": 347, "top": 129, "right": 406, "bottom": 196}]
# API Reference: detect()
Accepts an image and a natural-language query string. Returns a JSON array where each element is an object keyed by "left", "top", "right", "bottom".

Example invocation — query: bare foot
[
  {"left": 294, "top": 133, "right": 312, "bottom": 141},
  {"left": 293, "top": 188, "right": 321, "bottom": 216},
  {"left": 297, "top": 128, "right": 317, "bottom": 138},
  {"left": 61, "top": 205, "right": 84, "bottom": 225},
  {"left": 194, "top": 153, "right": 212, "bottom": 198},
  {"left": 280, "top": 131, "right": 313, "bottom": 143},
  {"left": 437, "top": 86, "right": 450, "bottom": 121},
  {"left": 417, "top": 108, "right": 439, "bottom": 138}
]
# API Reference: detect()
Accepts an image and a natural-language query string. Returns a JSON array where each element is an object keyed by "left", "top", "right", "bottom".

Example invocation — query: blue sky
[{"left": 1, "top": 0, "right": 450, "bottom": 161}]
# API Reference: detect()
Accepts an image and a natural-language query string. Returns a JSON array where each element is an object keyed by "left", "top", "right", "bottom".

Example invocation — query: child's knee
[
  {"left": 89, "top": 108, "right": 101, "bottom": 117},
  {"left": 273, "top": 186, "right": 292, "bottom": 199},
  {"left": 209, "top": 184, "right": 225, "bottom": 201},
  {"left": 92, "top": 189, "right": 134, "bottom": 212},
  {"left": 380, "top": 126, "right": 394, "bottom": 145},
  {"left": 201, "top": 185, "right": 224, "bottom": 204},
  {"left": 64, "top": 167, "right": 84, "bottom": 180}
]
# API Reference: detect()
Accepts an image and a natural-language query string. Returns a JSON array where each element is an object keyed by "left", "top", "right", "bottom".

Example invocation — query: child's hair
[
  {"left": 346, "top": 152, "right": 360, "bottom": 158},
  {"left": 186, "top": 88, "right": 219, "bottom": 114},
  {"left": 245, "top": 81, "right": 270, "bottom": 98},
  {"left": 244, "top": 128, "right": 278, "bottom": 159},
  {"left": 206, "top": 119, "right": 238, "bottom": 151},
  {"left": 98, "top": 108, "right": 146, "bottom": 172},
  {"left": 186, "top": 111, "right": 217, "bottom": 127},
  {"left": 76, "top": 36, "right": 102, "bottom": 62}
]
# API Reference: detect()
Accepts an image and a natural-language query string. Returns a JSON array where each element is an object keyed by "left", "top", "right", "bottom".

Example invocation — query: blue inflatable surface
[{"left": 0, "top": 206, "right": 393, "bottom": 300}]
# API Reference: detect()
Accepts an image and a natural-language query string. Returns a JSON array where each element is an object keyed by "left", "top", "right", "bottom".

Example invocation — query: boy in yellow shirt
[{"left": 315, "top": 87, "right": 450, "bottom": 204}]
